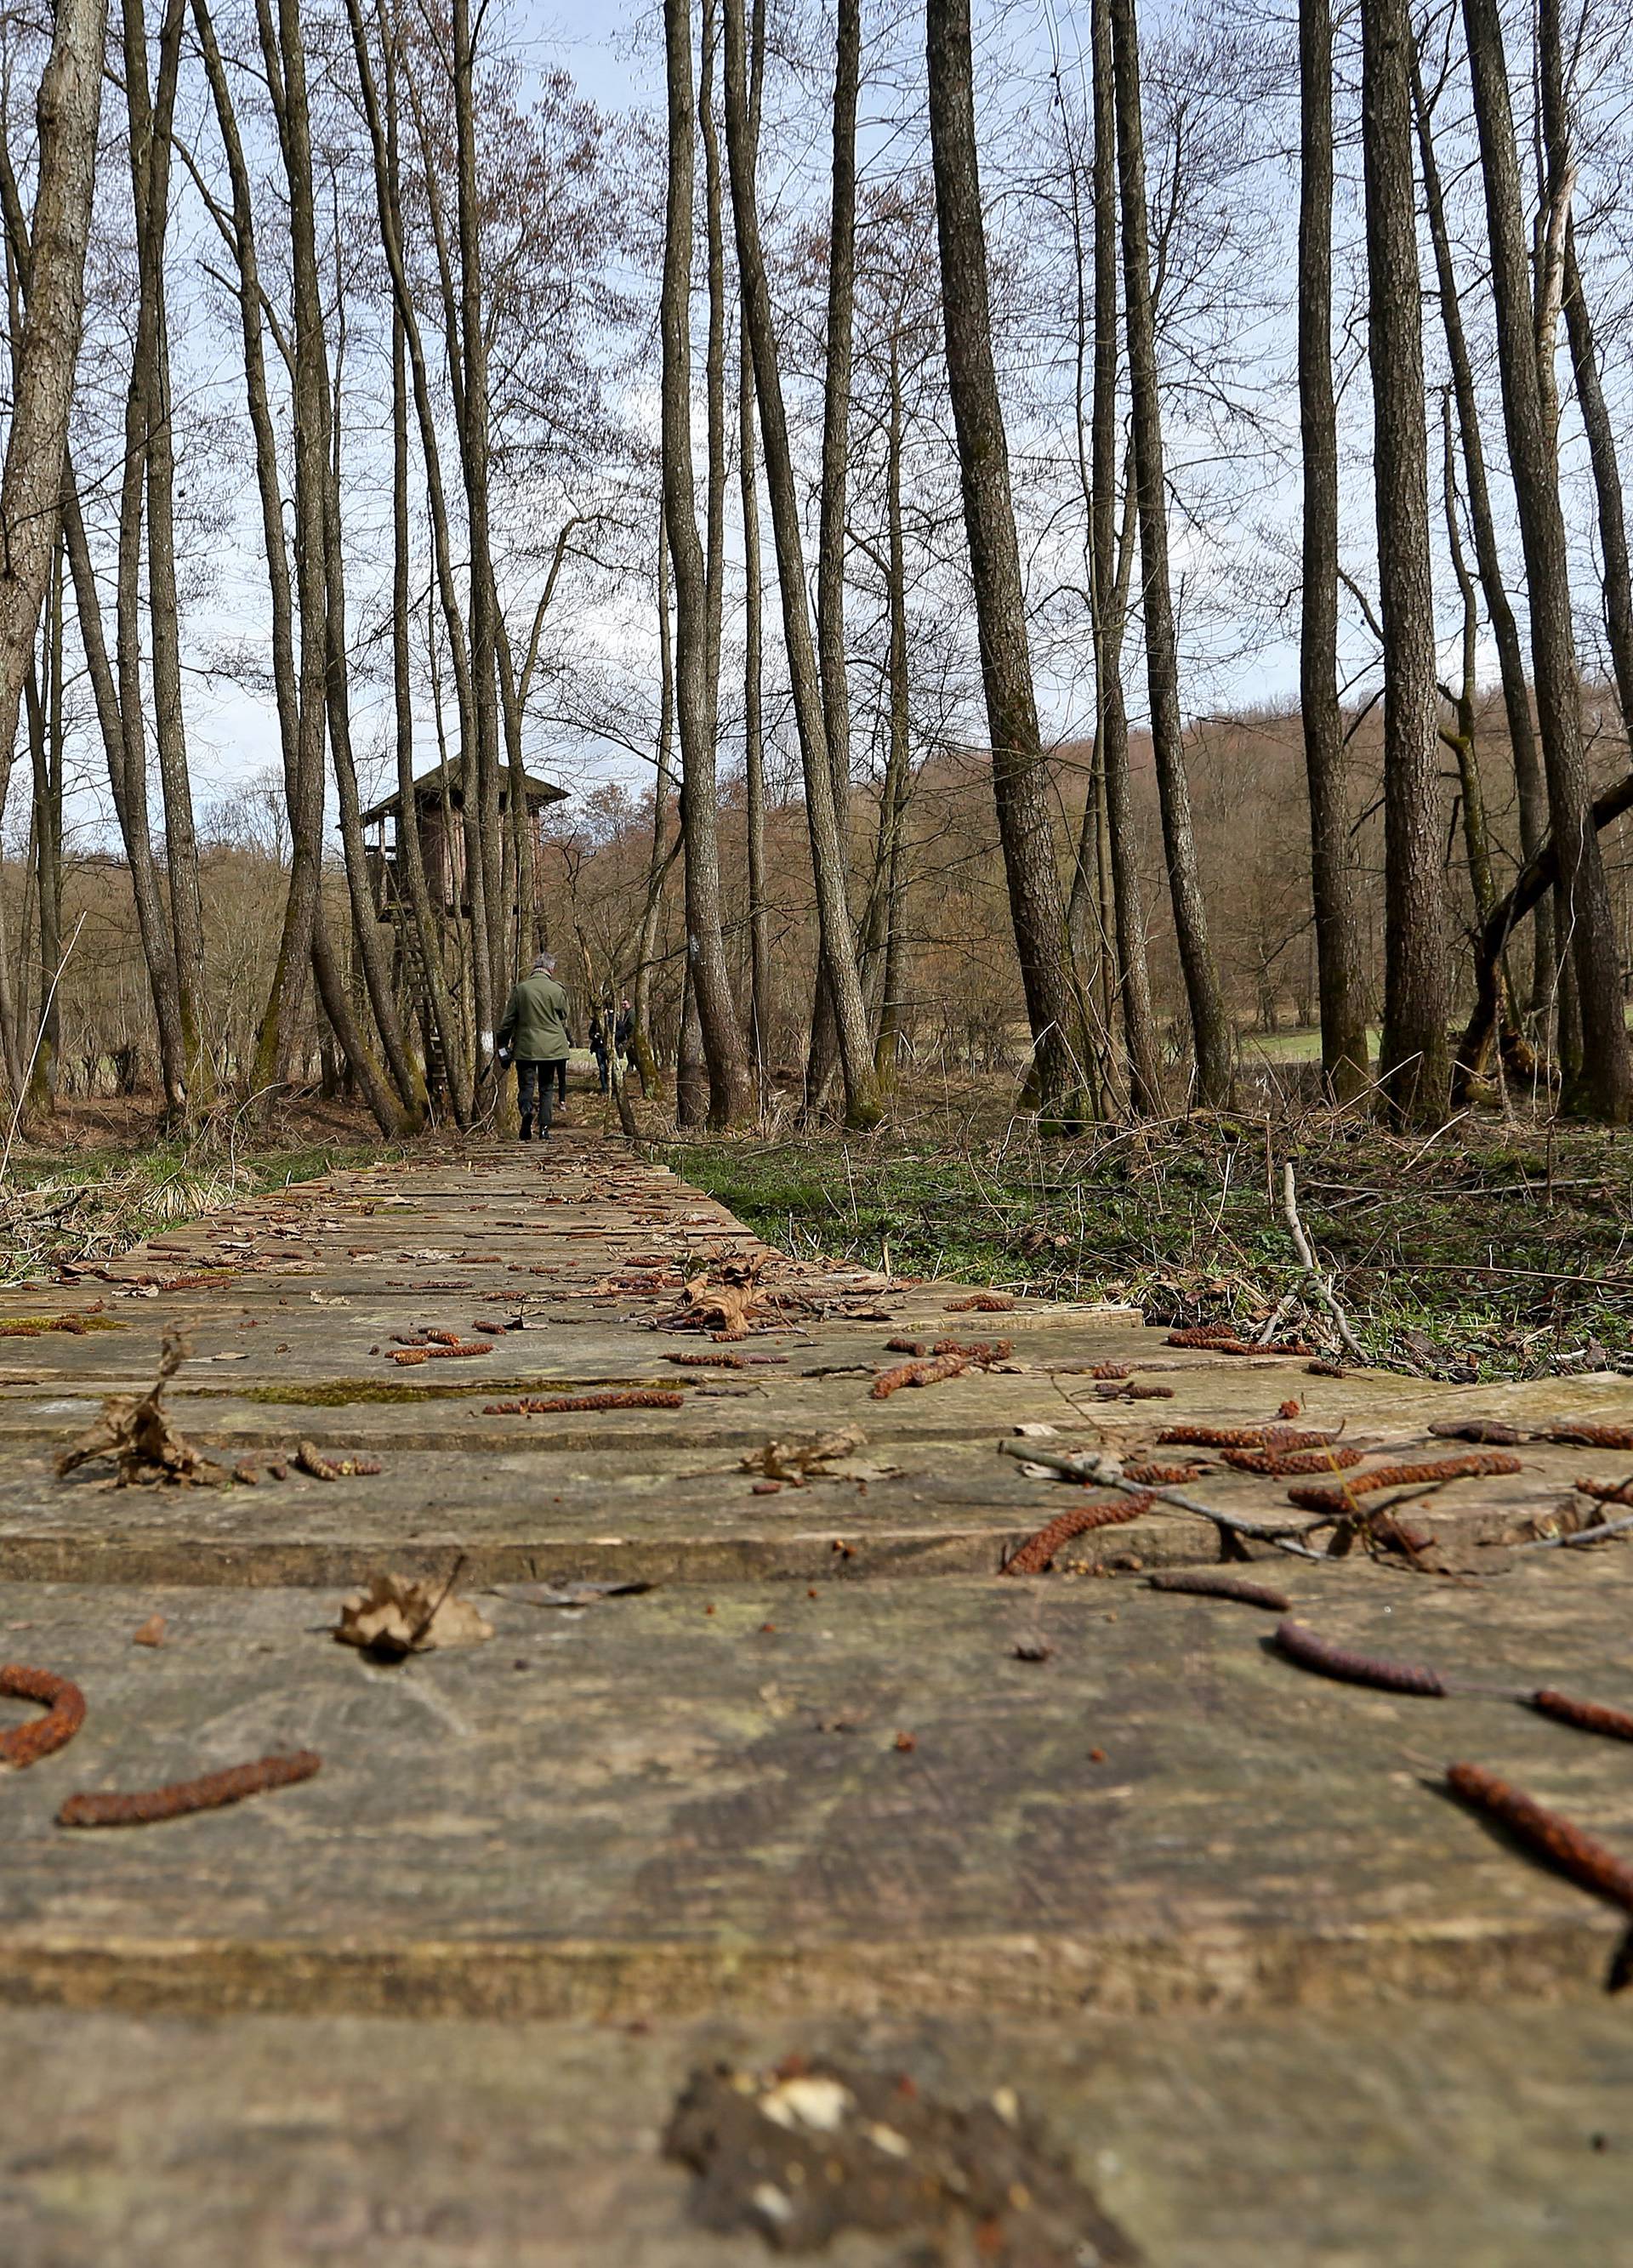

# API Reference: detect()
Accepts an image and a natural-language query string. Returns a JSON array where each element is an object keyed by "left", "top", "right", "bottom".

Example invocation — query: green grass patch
[
  {"left": 1, "top": 1140, "right": 401, "bottom": 1283},
  {"left": 668, "top": 1123, "right": 1633, "bottom": 1382}
]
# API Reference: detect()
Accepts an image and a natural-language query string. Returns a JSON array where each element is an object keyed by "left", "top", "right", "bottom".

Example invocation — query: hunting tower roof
[{"left": 360, "top": 757, "right": 567, "bottom": 827}]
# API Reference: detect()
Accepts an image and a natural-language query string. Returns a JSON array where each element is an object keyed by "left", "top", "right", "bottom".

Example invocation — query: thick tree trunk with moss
[
  {"left": 1362, "top": 0, "right": 1449, "bottom": 1126},
  {"left": 1462, "top": 0, "right": 1630, "bottom": 1120}
]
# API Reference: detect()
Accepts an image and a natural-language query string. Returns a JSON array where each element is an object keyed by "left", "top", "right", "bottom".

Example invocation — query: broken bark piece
[
  {"left": 1429, "top": 1418, "right": 1529, "bottom": 1445},
  {"left": 131, "top": 1615, "right": 167, "bottom": 1648}
]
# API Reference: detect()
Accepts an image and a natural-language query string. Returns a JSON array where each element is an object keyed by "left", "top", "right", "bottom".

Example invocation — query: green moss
[
  {"left": 0, "top": 1314, "right": 124, "bottom": 1337},
  {"left": 241, "top": 1375, "right": 669, "bottom": 1407}
]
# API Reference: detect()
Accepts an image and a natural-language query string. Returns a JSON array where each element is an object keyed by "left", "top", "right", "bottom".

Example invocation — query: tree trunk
[
  {"left": 1299, "top": 0, "right": 1369, "bottom": 1103},
  {"left": 1462, "top": 0, "right": 1630, "bottom": 1118},
  {"left": 0, "top": 0, "right": 108, "bottom": 1097},
  {"left": 803, "top": 0, "right": 862, "bottom": 1117},
  {"left": 738, "top": 0, "right": 770, "bottom": 1100},
  {"left": 723, "top": 0, "right": 879, "bottom": 1126},
  {"left": 632, "top": 517, "right": 676, "bottom": 1099},
  {"left": 60, "top": 463, "right": 185, "bottom": 1104},
  {"left": 1087, "top": 0, "right": 1163, "bottom": 1116},
  {"left": 925, "top": 0, "right": 1090, "bottom": 1123},
  {"left": 122, "top": 0, "right": 211, "bottom": 1104},
  {"left": 1362, "top": 0, "right": 1449, "bottom": 1125},
  {"left": 1108, "top": 0, "right": 1232, "bottom": 1109},
  {"left": 24, "top": 544, "right": 63, "bottom": 1112},
  {"left": 451, "top": 0, "right": 503, "bottom": 1065},
  {"left": 1412, "top": 39, "right": 1552, "bottom": 1019},
  {"left": 321, "top": 297, "right": 425, "bottom": 1120},
  {"left": 663, "top": 0, "right": 753, "bottom": 1128},
  {"left": 1561, "top": 236, "right": 1633, "bottom": 742}
]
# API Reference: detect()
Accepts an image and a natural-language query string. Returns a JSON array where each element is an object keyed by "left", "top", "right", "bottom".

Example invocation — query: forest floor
[{"left": 669, "top": 1100, "right": 1633, "bottom": 1383}]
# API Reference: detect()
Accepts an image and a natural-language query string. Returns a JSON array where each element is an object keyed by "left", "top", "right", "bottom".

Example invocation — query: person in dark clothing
[
  {"left": 589, "top": 1005, "right": 610, "bottom": 1094},
  {"left": 614, "top": 997, "right": 634, "bottom": 1058},
  {"left": 496, "top": 952, "right": 572, "bottom": 1140}
]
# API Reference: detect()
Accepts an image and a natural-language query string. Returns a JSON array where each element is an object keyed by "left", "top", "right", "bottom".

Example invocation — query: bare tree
[
  {"left": 1462, "top": 0, "right": 1630, "bottom": 1118},
  {"left": 1108, "top": 0, "right": 1232, "bottom": 1109},
  {"left": 1299, "top": 0, "right": 1368, "bottom": 1103},
  {"left": 926, "top": 0, "right": 1090, "bottom": 1122},
  {"left": 723, "top": 0, "right": 880, "bottom": 1127}
]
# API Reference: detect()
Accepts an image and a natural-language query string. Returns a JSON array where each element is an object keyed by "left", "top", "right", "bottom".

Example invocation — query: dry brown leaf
[
  {"left": 55, "top": 1335, "right": 225, "bottom": 1489},
  {"left": 333, "top": 1572, "right": 493, "bottom": 1660},
  {"left": 741, "top": 1425, "right": 867, "bottom": 1485}
]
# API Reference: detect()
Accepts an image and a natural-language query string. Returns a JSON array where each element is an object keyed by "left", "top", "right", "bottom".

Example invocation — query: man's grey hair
[{"left": 532, "top": 952, "right": 557, "bottom": 972}]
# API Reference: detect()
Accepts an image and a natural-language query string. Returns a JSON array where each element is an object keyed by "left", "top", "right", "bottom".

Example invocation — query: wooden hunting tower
[{"left": 361, "top": 757, "right": 567, "bottom": 920}]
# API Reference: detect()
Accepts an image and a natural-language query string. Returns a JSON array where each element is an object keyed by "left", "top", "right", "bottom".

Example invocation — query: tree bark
[
  {"left": 1462, "top": 0, "right": 1630, "bottom": 1118},
  {"left": 737, "top": 0, "right": 770, "bottom": 1100},
  {"left": 1299, "top": 0, "right": 1369, "bottom": 1103},
  {"left": 662, "top": 0, "right": 753, "bottom": 1128},
  {"left": 122, "top": 0, "right": 211, "bottom": 1103},
  {"left": 723, "top": 0, "right": 879, "bottom": 1125},
  {"left": 0, "top": 0, "right": 108, "bottom": 1096},
  {"left": 925, "top": 0, "right": 1090, "bottom": 1122},
  {"left": 1362, "top": 0, "right": 1449, "bottom": 1124},
  {"left": 803, "top": 0, "right": 862, "bottom": 1116},
  {"left": 632, "top": 514, "right": 676, "bottom": 1099},
  {"left": 1086, "top": 0, "right": 1163, "bottom": 1116}
]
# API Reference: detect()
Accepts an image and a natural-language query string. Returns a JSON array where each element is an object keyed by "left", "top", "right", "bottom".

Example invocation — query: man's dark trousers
[{"left": 516, "top": 1060, "right": 557, "bottom": 1135}]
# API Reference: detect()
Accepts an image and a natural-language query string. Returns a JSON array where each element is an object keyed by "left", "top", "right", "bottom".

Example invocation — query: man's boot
[{"left": 519, "top": 1115, "right": 532, "bottom": 1143}]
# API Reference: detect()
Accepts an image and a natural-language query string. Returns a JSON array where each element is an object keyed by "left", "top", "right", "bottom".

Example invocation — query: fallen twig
[{"left": 1281, "top": 1160, "right": 1370, "bottom": 1365}]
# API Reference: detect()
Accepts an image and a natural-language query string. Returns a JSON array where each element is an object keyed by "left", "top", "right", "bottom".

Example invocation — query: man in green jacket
[{"left": 496, "top": 952, "right": 572, "bottom": 1140}]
